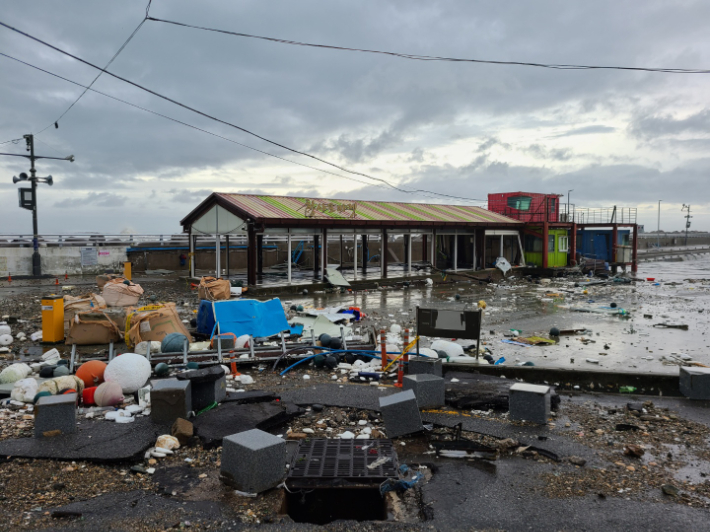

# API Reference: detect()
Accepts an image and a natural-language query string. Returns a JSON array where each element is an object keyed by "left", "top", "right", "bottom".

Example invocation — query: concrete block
[
  {"left": 220, "top": 428, "right": 286, "bottom": 493},
  {"left": 177, "top": 366, "right": 226, "bottom": 411},
  {"left": 407, "top": 356, "right": 443, "bottom": 377},
  {"left": 378, "top": 389, "right": 423, "bottom": 438},
  {"left": 680, "top": 367, "right": 710, "bottom": 400},
  {"left": 34, "top": 393, "right": 77, "bottom": 438},
  {"left": 151, "top": 379, "right": 192, "bottom": 426},
  {"left": 403, "top": 374, "right": 445, "bottom": 409},
  {"left": 509, "top": 383, "right": 551, "bottom": 425}
]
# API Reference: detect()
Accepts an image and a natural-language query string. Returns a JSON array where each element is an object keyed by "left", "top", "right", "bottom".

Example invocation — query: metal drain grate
[{"left": 288, "top": 439, "right": 398, "bottom": 485}]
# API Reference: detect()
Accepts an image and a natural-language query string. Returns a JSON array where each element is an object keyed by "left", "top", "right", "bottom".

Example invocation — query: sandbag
[
  {"left": 64, "top": 293, "right": 107, "bottom": 331},
  {"left": 66, "top": 310, "right": 122, "bottom": 345},
  {"left": 37, "top": 375, "right": 85, "bottom": 395},
  {"left": 198, "top": 276, "right": 231, "bottom": 301},
  {"left": 103, "top": 279, "right": 144, "bottom": 307},
  {"left": 11, "top": 378, "right": 38, "bottom": 403},
  {"left": 126, "top": 302, "right": 193, "bottom": 348},
  {"left": 96, "top": 273, "right": 122, "bottom": 289}
]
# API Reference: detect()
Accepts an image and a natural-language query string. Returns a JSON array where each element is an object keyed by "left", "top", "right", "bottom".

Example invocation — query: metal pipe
[{"left": 183, "top": 338, "right": 188, "bottom": 365}]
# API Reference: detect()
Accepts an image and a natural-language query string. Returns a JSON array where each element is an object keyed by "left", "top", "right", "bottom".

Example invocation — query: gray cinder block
[
  {"left": 177, "top": 366, "right": 226, "bottom": 411},
  {"left": 403, "top": 374, "right": 445, "bottom": 409},
  {"left": 151, "top": 379, "right": 192, "bottom": 426},
  {"left": 680, "top": 367, "right": 710, "bottom": 400},
  {"left": 34, "top": 393, "right": 77, "bottom": 438},
  {"left": 220, "top": 429, "right": 286, "bottom": 493},
  {"left": 509, "top": 383, "right": 551, "bottom": 425},
  {"left": 378, "top": 389, "right": 423, "bottom": 438},
  {"left": 408, "top": 356, "right": 443, "bottom": 377}
]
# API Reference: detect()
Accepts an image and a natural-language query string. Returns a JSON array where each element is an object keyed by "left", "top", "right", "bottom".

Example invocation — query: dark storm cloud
[
  {"left": 630, "top": 109, "right": 710, "bottom": 140},
  {"left": 0, "top": 1, "right": 709, "bottom": 232}
]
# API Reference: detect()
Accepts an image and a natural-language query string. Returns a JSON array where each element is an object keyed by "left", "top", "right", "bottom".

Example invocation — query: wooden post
[
  {"left": 225, "top": 234, "right": 230, "bottom": 278},
  {"left": 339, "top": 234, "right": 343, "bottom": 267},
  {"left": 215, "top": 234, "right": 221, "bottom": 276},
  {"left": 287, "top": 230, "right": 292, "bottom": 284},
  {"left": 453, "top": 233, "right": 458, "bottom": 272},
  {"left": 362, "top": 235, "right": 368, "bottom": 274},
  {"left": 381, "top": 229, "right": 388, "bottom": 279},
  {"left": 256, "top": 234, "right": 263, "bottom": 275},
  {"left": 542, "top": 222, "right": 549, "bottom": 269},
  {"left": 612, "top": 224, "right": 619, "bottom": 273},
  {"left": 247, "top": 226, "right": 257, "bottom": 286},
  {"left": 431, "top": 229, "right": 436, "bottom": 269},
  {"left": 632, "top": 224, "right": 639, "bottom": 272},
  {"left": 406, "top": 234, "right": 412, "bottom": 274},
  {"left": 313, "top": 234, "right": 320, "bottom": 279},
  {"left": 570, "top": 223, "right": 577, "bottom": 266},
  {"left": 189, "top": 228, "right": 195, "bottom": 278},
  {"left": 321, "top": 228, "right": 327, "bottom": 275}
]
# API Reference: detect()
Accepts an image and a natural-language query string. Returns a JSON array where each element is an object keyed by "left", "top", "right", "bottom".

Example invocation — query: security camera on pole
[{"left": 2, "top": 134, "right": 74, "bottom": 276}]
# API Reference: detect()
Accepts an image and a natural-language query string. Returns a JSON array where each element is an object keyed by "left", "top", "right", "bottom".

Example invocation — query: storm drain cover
[{"left": 287, "top": 439, "right": 398, "bottom": 488}]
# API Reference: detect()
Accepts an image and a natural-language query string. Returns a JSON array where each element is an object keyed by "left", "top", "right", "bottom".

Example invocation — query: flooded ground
[
  {"left": 278, "top": 259, "right": 710, "bottom": 375},
  {"left": 0, "top": 258, "right": 708, "bottom": 376}
]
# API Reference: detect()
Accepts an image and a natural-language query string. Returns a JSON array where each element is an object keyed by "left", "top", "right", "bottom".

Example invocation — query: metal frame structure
[{"left": 180, "top": 193, "right": 525, "bottom": 286}]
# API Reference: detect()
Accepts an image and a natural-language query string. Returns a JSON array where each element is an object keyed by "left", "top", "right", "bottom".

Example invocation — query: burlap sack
[
  {"left": 198, "top": 276, "right": 231, "bottom": 301},
  {"left": 103, "top": 279, "right": 144, "bottom": 307},
  {"left": 64, "top": 293, "right": 107, "bottom": 331},
  {"left": 126, "top": 302, "right": 193, "bottom": 347},
  {"left": 66, "top": 309, "right": 122, "bottom": 345}
]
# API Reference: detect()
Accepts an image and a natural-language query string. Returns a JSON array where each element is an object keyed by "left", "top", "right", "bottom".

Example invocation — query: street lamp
[
  {"left": 657, "top": 200, "right": 662, "bottom": 248},
  {"left": 2, "top": 134, "right": 74, "bottom": 276}
]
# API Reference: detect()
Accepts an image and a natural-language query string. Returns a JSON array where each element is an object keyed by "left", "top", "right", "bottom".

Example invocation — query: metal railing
[{"left": 570, "top": 207, "right": 637, "bottom": 225}]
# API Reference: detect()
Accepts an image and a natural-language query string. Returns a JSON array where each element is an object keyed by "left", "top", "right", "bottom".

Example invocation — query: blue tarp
[
  {"left": 213, "top": 298, "right": 290, "bottom": 339},
  {"left": 197, "top": 300, "right": 216, "bottom": 335}
]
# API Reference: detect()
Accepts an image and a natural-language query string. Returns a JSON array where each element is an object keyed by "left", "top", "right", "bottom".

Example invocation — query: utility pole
[
  {"left": 657, "top": 200, "right": 662, "bottom": 248},
  {"left": 27, "top": 134, "right": 40, "bottom": 275},
  {"left": 682, "top": 204, "right": 692, "bottom": 246},
  {"left": 1, "top": 134, "right": 74, "bottom": 276}
]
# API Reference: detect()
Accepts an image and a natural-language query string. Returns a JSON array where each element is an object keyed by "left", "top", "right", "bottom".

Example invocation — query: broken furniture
[
  {"left": 403, "top": 374, "right": 445, "bottom": 409},
  {"left": 220, "top": 428, "right": 286, "bottom": 493},
  {"left": 378, "top": 389, "right": 424, "bottom": 438},
  {"left": 679, "top": 366, "right": 710, "bottom": 400},
  {"left": 508, "top": 383, "right": 551, "bottom": 425},
  {"left": 34, "top": 393, "right": 77, "bottom": 438},
  {"left": 151, "top": 378, "right": 192, "bottom": 426},
  {"left": 407, "top": 356, "right": 443, "bottom": 377}
]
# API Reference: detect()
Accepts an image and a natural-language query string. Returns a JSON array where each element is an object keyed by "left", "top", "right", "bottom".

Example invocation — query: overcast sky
[{"left": 1, "top": 1, "right": 709, "bottom": 235}]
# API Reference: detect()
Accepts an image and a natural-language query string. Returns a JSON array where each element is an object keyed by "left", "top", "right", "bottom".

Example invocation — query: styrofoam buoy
[{"left": 104, "top": 353, "right": 151, "bottom": 393}]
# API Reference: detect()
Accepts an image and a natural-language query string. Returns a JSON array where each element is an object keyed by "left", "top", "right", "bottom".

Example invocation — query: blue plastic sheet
[
  {"left": 213, "top": 298, "right": 290, "bottom": 338},
  {"left": 196, "top": 300, "right": 216, "bottom": 335}
]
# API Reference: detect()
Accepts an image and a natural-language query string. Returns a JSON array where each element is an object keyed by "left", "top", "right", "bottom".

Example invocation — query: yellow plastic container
[
  {"left": 123, "top": 261, "right": 132, "bottom": 281},
  {"left": 41, "top": 294, "right": 64, "bottom": 343}
]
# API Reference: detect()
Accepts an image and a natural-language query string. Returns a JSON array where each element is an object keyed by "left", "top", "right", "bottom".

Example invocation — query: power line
[
  {"left": 147, "top": 16, "right": 710, "bottom": 75},
  {"left": 1, "top": 51, "right": 461, "bottom": 201},
  {"left": 35, "top": 7, "right": 149, "bottom": 135},
  {"left": 0, "top": 19, "right": 487, "bottom": 203}
]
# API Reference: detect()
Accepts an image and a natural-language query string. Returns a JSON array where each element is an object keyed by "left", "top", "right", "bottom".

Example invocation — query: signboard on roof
[{"left": 303, "top": 199, "right": 357, "bottom": 219}]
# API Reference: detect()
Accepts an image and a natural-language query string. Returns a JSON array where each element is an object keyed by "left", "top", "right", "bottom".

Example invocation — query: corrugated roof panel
[{"left": 215, "top": 193, "right": 521, "bottom": 224}]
